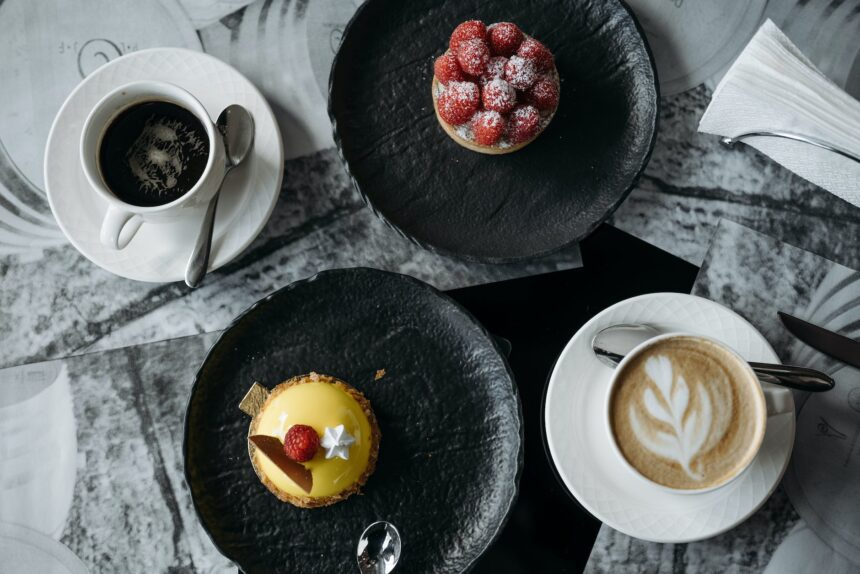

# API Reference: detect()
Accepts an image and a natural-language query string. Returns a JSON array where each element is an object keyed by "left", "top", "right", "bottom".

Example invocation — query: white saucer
[
  {"left": 545, "top": 293, "right": 795, "bottom": 543},
  {"left": 0, "top": 522, "right": 89, "bottom": 574},
  {"left": 44, "top": 48, "right": 284, "bottom": 282}
]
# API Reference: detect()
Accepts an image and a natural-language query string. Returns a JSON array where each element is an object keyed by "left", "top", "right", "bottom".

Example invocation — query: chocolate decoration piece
[
  {"left": 239, "top": 382, "right": 270, "bottom": 416},
  {"left": 249, "top": 435, "right": 313, "bottom": 494}
]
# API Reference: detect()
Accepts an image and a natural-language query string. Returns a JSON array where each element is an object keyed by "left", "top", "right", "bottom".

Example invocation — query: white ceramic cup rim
[
  {"left": 79, "top": 80, "right": 218, "bottom": 214},
  {"left": 604, "top": 332, "right": 769, "bottom": 495}
]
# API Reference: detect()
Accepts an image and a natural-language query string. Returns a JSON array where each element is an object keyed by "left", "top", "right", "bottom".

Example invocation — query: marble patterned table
[
  {"left": 1, "top": 0, "right": 858, "bottom": 372},
  {"left": 0, "top": 0, "right": 859, "bottom": 573}
]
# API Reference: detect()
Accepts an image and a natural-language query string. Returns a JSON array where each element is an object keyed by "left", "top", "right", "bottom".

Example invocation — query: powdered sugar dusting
[
  {"left": 504, "top": 56, "right": 537, "bottom": 90},
  {"left": 476, "top": 110, "right": 503, "bottom": 129},
  {"left": 517, "top": 37, "right": 553, "bottom": 71},
  {"left": 511, "top": 105, "right": 539, "bottom": 123},
  {"left": 483, "top": 78, "right": 516, "bottom": 113},
  {"left": 471, "top": 109, "right": 505, "bottom": 145},
  {"left": 491, "top": 23, "right": 520, "bottom": 44},
  {"left": 480, "top": 56, "right": 508, "bottom": 85},
  {"left": 454, "top": 122, "right": 476, "bottom": 142},
  {"left": 436, "top": 80, "right": 481, "bottom": 125},
  {"left": 446, "top": 81, "right": 479, "bottom": 103},
  {"left": 526, "top": 75, "right": 560, "bottom": 110},
  {"left": 434, "top": 52, "right": 465, "bottom": 84},
  {"left": 488, "top": 22, "right": 525, "bottom": 57},
  {"left": 507, "top": 104, "right": 541, "bottom": 143},
  {"left": 456, "top": 38, "right": 490, "bottom": 75}
]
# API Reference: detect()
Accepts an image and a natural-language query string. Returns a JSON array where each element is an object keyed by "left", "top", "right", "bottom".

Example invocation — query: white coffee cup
[
  {"left": 80, "top": 81, "right": 226, "bottom": 250},
  {"left": 605, "top": 333, "right": 793, "bottom": 495}
]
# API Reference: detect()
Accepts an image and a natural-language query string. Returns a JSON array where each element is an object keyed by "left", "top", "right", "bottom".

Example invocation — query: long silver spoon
[
  {"left": 357, "top": 521, "right": 401, "bottom": 574},
  {"left": 591, "top": 323, "right": 834, "bottom": 392},
  {"left": 184, "top": 105, "right": 254, "bottom": 288}
]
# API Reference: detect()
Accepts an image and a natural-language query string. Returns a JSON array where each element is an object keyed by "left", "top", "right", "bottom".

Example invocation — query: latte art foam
[{"left": 609, "top": 336, "right": 766, "bottom": 490}]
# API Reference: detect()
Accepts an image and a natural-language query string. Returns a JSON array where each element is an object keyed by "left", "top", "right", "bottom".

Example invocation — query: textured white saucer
[
  {"left": 45, "top": 48, "right": 284, "bottom": 282},
  {"left": 545, "top": 293, "right": 795, "bottom": 542},
  {"left": 0, "top": 522, "right": 89, "bottom": 574}
]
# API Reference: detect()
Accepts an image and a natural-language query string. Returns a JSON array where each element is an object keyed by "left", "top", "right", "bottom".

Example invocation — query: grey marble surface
[
  {"left": 586, "top": 220, "right": 860, "bottom": 573},
  {"left": 1, "top": 1, "right": 860, "bottom": 572},
  {"left": 0, "top": 334, "right": 234, "bottom": 573},
  {"left": 1, "top": 0, "right": 859, "bottom": 373},
  {"left": 0, "top": 0, "right": 587, "bottom": 371},
  {"left": 3, "top": 223, "right": 856, "bottom": 574},
  {"left": 4, "top": 82, "right": 860, "bottom": 373},
  {"left": 4, "top": 225, "right": 857, "bottom": 574},
  {"left": 0, "top": 148, "right": 582, "bottom": 369},
  {"left": 609, "top": 85, "right": 860, "bottom": 270}
]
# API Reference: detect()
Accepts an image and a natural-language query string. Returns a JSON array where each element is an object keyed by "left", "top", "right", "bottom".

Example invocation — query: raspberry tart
[
  {"left": 432, "top": 20, "right": 560, "bottom": 154},
  {"left": 240, "top": 372, "right": 381, "bottom": 508}
]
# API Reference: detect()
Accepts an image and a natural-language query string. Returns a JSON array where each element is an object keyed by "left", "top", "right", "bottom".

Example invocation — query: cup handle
[
  {"left": 100, "top": 206, "right": 143, "bottom": 250},
  {"left": 763, "top": 383, "right": 794, "bottom": 417}
]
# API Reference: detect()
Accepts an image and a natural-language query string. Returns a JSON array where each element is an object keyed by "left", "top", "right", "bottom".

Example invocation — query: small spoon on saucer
[
  {"left": 356, "top": 521, "right": 401, "bottom": 574},
  {"left": 591, "top": 323, "right": 834, "bottom": 392},
  {"left": 185, "top": 105, "right": 254, "bottom": 288}
]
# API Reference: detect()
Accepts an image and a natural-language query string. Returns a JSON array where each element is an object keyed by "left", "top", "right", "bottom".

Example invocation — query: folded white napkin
[{"left": 699, "top": 19, "right": 860, "bottom": 207}]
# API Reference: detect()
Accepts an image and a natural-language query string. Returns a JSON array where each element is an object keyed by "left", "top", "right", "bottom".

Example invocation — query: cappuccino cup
[
  {"left": 606, "top": 333, "right": 792, "bottom": 494},
  {"left": 80, "top": 81, "right": 226, "bottom": 250}
]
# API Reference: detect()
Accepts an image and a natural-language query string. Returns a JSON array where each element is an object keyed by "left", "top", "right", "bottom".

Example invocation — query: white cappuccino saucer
[
  {"left": 45, "top": 48, "right": 284, "bottom": 282},
  {"left": 544, "top": 293, "right": 795, "bottom": 542}
]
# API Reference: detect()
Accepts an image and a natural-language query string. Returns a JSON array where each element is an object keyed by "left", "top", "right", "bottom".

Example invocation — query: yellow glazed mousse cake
[{"left": 241, "top": 373, "right": 380, "bottom": 508}]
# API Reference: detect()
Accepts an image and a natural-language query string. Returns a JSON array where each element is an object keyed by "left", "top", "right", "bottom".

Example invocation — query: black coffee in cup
[{"left": 98, "top": 101, "right": 209, "bottom": 207}]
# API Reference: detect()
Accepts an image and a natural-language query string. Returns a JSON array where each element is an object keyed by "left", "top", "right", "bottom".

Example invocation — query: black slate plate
[
  {"left": 184, "top": 268, "right": 522, "bottom": 574},
  {"left": 329, "top": 0, "right": 658, "bottom": 262}
]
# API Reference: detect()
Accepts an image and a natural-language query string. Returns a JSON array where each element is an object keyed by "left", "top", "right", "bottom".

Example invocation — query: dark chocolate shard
[{"left": 249, "top": 435, "right": 313, "bottom": 494}]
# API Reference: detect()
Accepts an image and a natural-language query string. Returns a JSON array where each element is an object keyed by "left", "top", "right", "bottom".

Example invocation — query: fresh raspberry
[
  {"left": 449, "top": 20, "right": 487, "bottom": 52},
  {"left": 504, "top": 55, "right": 538, "bottom": 90},
  {"left": 456, "top": 38, "right": 490, "bottom": 76},
  {"left": 283, "top": 424, "right": 320, "bottom": 462},
  {"left": 434, "top": 52, "right": 466, "bottom": 85},
  {"left": 482, "top": 78, "right": 517, "bottom": 113},
  {"left": 472, "top": 110, "right": 506, "bottom": 146},
  {"left": 507, "top": 105, "right": 541, "bottom": 143},
  {"left": 479, "top": 56, "right": 508, "bottom": 85},
  {"left": 437, "top": 81, "right": 480, "bottom": 125},
  {"left": 525, "top": 76, "right": 559, "bottom": 111},
  {"left": 517, "top": 38, "right": 553, "bottom": 71},
  {"left": 488, "top": 22, "right": 524, "bottom": 57}
]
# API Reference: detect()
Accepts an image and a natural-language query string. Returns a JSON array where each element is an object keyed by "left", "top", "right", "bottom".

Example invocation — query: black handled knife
[{"left": 779, "top": 311, "right": 860, "bottom": 369}]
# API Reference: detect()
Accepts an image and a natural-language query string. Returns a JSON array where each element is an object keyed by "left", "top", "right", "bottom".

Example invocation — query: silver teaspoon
[
  {"left": 591, "top": 323, "right": 834, "bottom": 392},
  {"left": 184, "top": 105, "right": 254, "bottom": 288},
  {"left": 357, "top": 521, "right": 401, "bottom": 574}
]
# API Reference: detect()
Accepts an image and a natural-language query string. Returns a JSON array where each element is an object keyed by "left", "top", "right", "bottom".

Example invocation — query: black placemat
[
  {"left": 448, "top": 224, "right": 698, "bottom": 572},
  {"left": 190, "top": 224, "right": 697, "bottom": 573},
  {"left": 215, "top": 224, "right": 696, "bottom": 572}
]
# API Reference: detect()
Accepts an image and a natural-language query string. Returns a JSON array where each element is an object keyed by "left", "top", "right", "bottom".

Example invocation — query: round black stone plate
[
  {"left": 329, "top": 0, "right": 658, "bottom": 262},
  {"left": 184, "top": 268, "right": 522, "bottom": 573}
]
